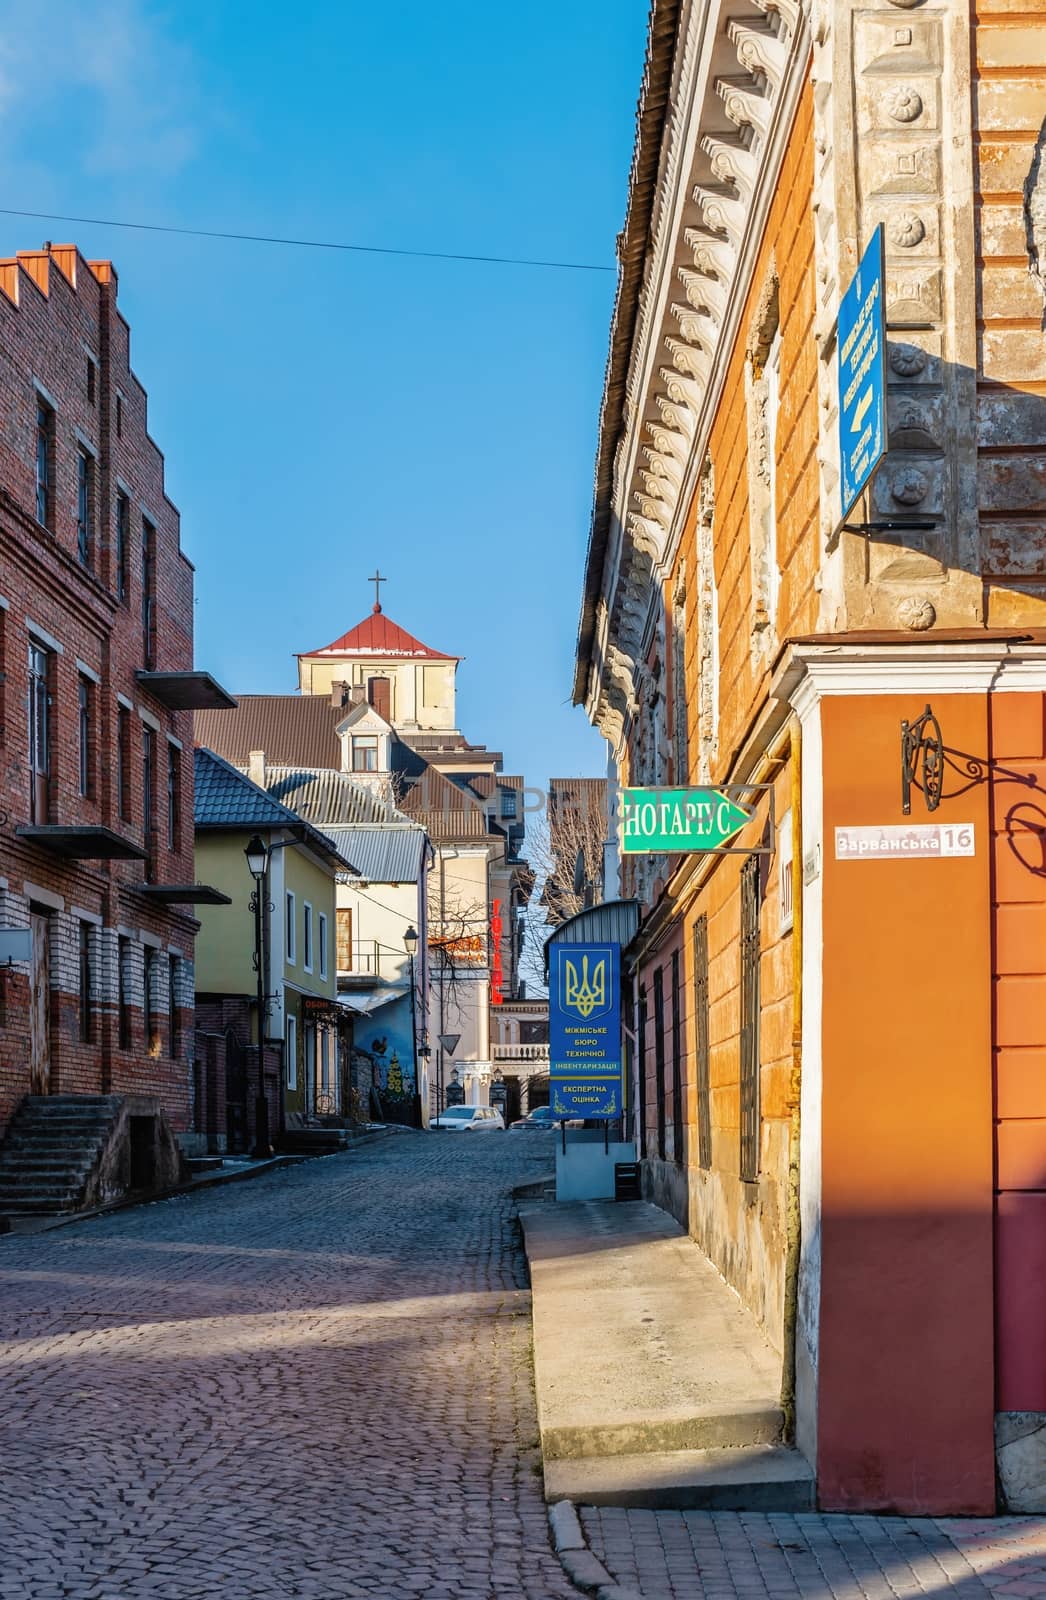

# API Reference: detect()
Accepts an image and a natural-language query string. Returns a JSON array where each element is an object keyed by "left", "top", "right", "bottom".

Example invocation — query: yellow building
[{"left": 193, "top": 749, "right": 349, "bottom": 1147}]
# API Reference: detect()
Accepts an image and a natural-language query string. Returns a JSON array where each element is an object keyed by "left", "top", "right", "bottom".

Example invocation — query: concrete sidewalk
[{"left": 521, "top": 1199, "right": 813, "bottom": 1511}]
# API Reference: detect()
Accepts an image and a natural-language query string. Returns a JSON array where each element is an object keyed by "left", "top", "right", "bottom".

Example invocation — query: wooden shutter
[{"left": 336, "top": 908, "right": 353, "bottom": 971}]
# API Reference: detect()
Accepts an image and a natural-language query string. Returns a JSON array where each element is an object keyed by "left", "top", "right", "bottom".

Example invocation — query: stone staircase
[{"left": 0, "top": 1096, "right": 123, "bottom": 1213}]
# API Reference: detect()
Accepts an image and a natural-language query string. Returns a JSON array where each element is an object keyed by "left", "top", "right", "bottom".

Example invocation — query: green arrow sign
[{"left": 621, "top": 787, "right": 752, "bottom": 854}]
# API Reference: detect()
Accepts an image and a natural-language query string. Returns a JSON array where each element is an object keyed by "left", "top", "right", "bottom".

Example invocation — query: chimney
[
  {"left": 349, "top": 684, "right": 366, "bottom": 706},
  {"left": 248, "top": 750, "right": 267, "bottom": 788},
  {"left": 331, "top": 680, "right": 349, "bottom": 709}
]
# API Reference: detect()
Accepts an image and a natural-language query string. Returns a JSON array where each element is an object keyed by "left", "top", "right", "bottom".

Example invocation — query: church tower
[{"left": 297, "top": 572, "right": 459, "bottom": 734}]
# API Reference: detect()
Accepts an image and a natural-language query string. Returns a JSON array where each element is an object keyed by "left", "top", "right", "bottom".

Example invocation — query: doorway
[{"left": 29, "top": 910, "right": 51, "bottom": 1094}]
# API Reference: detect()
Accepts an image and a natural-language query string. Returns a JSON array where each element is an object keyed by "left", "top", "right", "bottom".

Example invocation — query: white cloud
[{"left": 0, "top": 0, "right": 201, "bottom": 178}]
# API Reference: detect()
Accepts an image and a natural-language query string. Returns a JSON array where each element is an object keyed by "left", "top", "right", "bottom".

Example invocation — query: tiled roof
[
  {"left": 194, "top": 748, "right": 306, "bottom": 830},
  {"left": 301, "top": 609, "right": 456, "bottom": 661},
  {"left": 196, "top": 694, "right": 494, "bottom": 846},
  {"left": 193, "top": 749, "right": 353, "bottom": 873},
  {"left": 196, "top": 697, "right": 343, "bottom": 769}
]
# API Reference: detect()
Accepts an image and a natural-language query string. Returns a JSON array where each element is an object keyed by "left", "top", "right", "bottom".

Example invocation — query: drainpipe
[{"left": 779, "top": 714, "right": 803, "bottom": 1441}]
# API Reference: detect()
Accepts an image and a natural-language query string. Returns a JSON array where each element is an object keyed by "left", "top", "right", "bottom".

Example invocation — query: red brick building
[{"left": 0, "top": 244, "right": 232, "bottom": 1195}]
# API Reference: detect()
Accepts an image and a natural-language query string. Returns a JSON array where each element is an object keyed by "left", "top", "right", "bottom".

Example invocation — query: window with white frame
[
  {"left": 286, "top": 1013, "right": 298, "bottom": 1090},
  {"left": 318, "top": 912, "right": 328, "bottom": 979},
  {"left": 303, "top": 902, "right": 313, "bottom": 972},
  {"left": 286, "top": 891, "right": 296, "bottom": 964},
  {"left": 778, "top": 807, "right": 794, "bottom": 935}
]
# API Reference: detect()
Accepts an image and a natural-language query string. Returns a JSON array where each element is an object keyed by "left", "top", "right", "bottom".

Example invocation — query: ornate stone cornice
[{"left": 577, "top": 0, "right": 811, "bottom": 746}]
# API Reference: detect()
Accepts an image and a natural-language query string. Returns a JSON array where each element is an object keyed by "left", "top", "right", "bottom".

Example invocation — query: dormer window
[{"left": 352, "top": 735, "right": 379, "bottom": 773}]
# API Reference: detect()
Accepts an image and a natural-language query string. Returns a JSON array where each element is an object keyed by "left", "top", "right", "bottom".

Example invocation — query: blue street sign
[
  {"left": 838, "top": 225, "right": 887, "bottom": 520},
  {"left": 548, "top": 943, "right": 622, "bottom": 1119}
]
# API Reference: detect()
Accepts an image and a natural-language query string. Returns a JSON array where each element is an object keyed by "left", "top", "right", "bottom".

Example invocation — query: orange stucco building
[{"left": 575, "top": 0, "right": 1046, "bottom": 1514}]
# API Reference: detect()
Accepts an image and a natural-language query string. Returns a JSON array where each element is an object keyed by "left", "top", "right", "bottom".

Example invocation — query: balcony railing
[
  {"left": 343, "top": 941, "right": 409, "bottom": 979},
  {"left": 492, "top": 1042, "right": 550, "bottom": 1064}
]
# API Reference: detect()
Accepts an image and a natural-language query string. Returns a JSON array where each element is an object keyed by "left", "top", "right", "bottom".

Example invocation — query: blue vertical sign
[
  {"left": 838, "top": 225, "right": 888, "bottom": 519},
  {"left": 548, "top": 943, "right": 622, "bottom": 1118}
]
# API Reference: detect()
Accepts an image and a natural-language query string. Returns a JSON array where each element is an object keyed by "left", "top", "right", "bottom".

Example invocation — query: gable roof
[
  {"left": 300, "top": 609, "right": 457, "bottom": 662},
  {"left": 193, "top": 748, "right": 354, "bottom": 873}
]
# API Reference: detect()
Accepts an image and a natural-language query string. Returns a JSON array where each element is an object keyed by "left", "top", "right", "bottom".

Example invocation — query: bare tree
[{"left": 519, "top": 782, "right": 609, "bottom": 994}]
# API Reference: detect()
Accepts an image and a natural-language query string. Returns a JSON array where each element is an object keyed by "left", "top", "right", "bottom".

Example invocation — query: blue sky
[{"left": 0, "top": 0, "right": 648, "bottom": 793}]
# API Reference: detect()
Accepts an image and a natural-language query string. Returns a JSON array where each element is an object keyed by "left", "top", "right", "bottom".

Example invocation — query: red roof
[{"left": 300, "top": 608, "right": 457, "bottom": 661}]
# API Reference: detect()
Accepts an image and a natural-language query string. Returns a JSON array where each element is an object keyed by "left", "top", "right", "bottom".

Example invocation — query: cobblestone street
[
  {"left": 2, "top": 1135, "right": 1045, "bottom": 1600},
  {"left": 0, "top": 1134, "right": 577, "bottom": 1600}
]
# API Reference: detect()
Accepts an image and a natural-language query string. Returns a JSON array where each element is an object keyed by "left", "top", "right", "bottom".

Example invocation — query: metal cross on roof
[{"left": 370, "top": 569, "right": 386, "bottom": 613}]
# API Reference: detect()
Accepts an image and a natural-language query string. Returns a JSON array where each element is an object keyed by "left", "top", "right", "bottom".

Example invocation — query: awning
[{"left": 336, "top": 984, "right": 409, "bottom": 1017}]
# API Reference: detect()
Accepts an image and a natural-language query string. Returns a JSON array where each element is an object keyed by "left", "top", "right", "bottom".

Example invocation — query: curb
[{"left": 548, "top": 1500, "right": 644, "bottom": 1600}]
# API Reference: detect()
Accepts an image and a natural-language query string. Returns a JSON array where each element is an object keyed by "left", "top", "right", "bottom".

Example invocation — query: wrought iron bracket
[{"left": 901, "top": 704, "right": 944, "bottom": 815}]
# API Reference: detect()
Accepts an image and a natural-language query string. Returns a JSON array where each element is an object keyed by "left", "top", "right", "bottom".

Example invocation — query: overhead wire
[{"left": 0, "top": 206, "right": 616, "bottom": 275}]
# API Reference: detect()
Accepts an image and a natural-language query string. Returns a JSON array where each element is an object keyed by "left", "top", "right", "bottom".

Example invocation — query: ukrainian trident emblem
[{"left": 563, "top": 954, "right": 607, "bottom": 1019}]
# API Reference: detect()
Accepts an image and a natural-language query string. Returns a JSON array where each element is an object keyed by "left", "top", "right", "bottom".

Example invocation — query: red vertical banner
[{"left": 490, "top": 899, "right": 504, "bottom": 1005}]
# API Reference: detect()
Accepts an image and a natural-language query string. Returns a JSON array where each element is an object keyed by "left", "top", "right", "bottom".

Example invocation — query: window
[
  {"left": 28, "top": 641, "right": 51, "bottom": 824},
  {"left": 286, "top": 1013, "right": 298, "bottom": 1091},
  {"left": 286, "top": 891, "right": 296, "bottom": 965},
  {"left": 739, "top": 855, "right": 762, "bottom": 1183},
  {"left": 671, "top": 949, "right": 683, "bottom": 1166},
  {"left": 86, "top": 356, "right": 96, "bottom": 405},
  {"left": 653, "top": 965, "right": 666, "bottom": 1162},
  {"left": 115, "top": 393, "right": 123, "bottom": 439},
  {"left": 167, "top": 743, "right": 181, "bottom": 852},
  {"left": 78, "top": 923, "right": 93, "bottom": 1044},
  {"left": 778, "top": 808, "right": 794, "bottom": 935},
  {"left": 78, "top": 675, "right": 93, "bottom": 798},
  {"left": 638, "top": 984, "right": 648, "bottom": 1159},
  {"left": 118, "top": 936, "right": 132, "bottom": 1049},
  {"left": 501, "top": 789, "right": 518, "bottom": 820},
  {"left": 351, "top": 735, "right": 378, "bottom": 773},
  {"left": 169, "top": 955, "right": 180, "bottom": 1058},
  {"left": 35, "top": 400, "right": 53, "bottom": 528},
  {"left": 142, "top": 725, "right": 155, "bottom": 847},
  {"left": 76, "top": 448, "right": 95, "bottom": 567},
  {"left": 693, "top": 917, "right": 712, "bottom": 1170},
  {"left": 144, "top": 946, "right": 159, "bottom": 1055},
  {"left": 115, "top": 492, "right": 130, "bottom": 602},
  {"left": 318, "top": 912, "right": 328, "bottom": 979},
  {"left": 336, "top": 907, "right": 353, "bottom": 971},
  {"left": 303, "top": 903, "right": 313, "bottom": 972},
  {"left": 117, "top": 706, "right": 132, "bottom": 822},
  {"left": 141, "top": 516, "right": 157, "bottom": 669}
]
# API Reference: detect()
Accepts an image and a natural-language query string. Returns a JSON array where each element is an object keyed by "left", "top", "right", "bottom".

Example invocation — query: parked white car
[{"left": 431, "top": 1106, "right": 506, "bottom": 1132}]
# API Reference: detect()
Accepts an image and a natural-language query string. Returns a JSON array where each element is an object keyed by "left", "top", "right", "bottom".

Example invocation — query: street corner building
[
  {"left": 575, "top": 2, "right": 1046, "bottom": 1517},
  {"left": 0, "top": 244, "right": 233, "bottom": 1213}
]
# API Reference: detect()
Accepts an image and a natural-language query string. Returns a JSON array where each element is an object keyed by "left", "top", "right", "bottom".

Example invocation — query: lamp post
[
  {"left": 245, "top": 833, "right": 273, "bottom": 1160},
  {"left": 404, "top": 925, "right": 420, "bottom": 1127}
]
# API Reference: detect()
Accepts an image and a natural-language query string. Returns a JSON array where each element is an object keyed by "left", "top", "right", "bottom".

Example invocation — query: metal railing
[{"left": 344, "top": 941, "right": 408, "bottom": 979}]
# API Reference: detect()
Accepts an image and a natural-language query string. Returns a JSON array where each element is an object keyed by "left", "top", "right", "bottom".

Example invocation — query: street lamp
[
  {"left": 244, "top": 833, "right": 273, "bottom": 1160},
  {"left": 404, "top": 926, "right": 420, "bottom": 1127}
]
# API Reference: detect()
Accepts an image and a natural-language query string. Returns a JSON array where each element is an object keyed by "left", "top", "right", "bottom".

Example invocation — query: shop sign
[
  {"left": 549, "top": 942, "right": 622, "bottom": 1119},
  {"left": 621, "top": 786, "right": 751, "bottom": 854},
  {"left": 835, "top": 823, "right": 975, "bottom": 860},
  {"left": 489, "top": 899, "right": 504, "bottom": 1005},
  {"left": 838, "top": 224, "right": 887, "bottom": 518}
]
